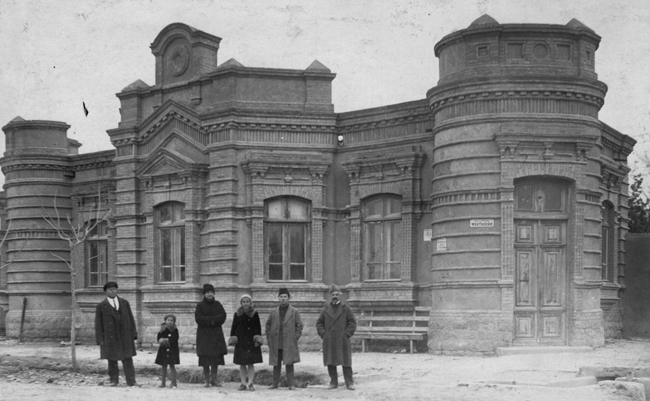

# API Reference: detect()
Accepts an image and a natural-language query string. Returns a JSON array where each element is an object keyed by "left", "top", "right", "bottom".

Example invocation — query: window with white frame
[
  {"left": 265, "top": 197, "right": 310, "bottom": 281},
  {"left": 157, "top": 202, "right": 186, "bottom": 283},
  {"left": 363, "top": 195, "right": 402, "bottom": 281},
  {"left": 87, "top": 220, "right": 108, "bottom": 287}
]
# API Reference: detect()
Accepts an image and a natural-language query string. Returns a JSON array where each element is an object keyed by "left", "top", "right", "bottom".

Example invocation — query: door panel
[
  {"left": 515, "top": 249, "right": 534, "bottom": 306},
  {"left": 514, "top": 219, "right": 566, "bottom": 345},
  {"left": 515, "top": 314, "right": 535, "bottom": 338}
]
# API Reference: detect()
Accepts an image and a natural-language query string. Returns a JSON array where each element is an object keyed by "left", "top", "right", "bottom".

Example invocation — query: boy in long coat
[
  {"left": 94, "top": 281, "right": 139, "bottom": 386},
  {"left": 316, "top": 284, "right": 357, "bottom": 390},
  {"left": 265, "top": 287, "right": 303, "bottom": 390}
]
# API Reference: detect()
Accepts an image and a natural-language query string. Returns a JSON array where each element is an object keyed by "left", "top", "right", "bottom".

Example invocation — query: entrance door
[
  {"left": 513, "top": 179, "right": 569, "bottom": 345},
  {"left": 514, "top": 220, "right": 566, "bottom": 344}
]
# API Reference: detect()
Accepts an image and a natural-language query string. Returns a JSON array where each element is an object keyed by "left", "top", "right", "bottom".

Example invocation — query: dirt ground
[{"left": 2, "top": 337, "right": 650, "bottom": 400}]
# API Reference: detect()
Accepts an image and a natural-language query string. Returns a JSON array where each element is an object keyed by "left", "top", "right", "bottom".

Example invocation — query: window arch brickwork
[
  {"left": 242, "top": 151, "right": 330, "bottom": 284},
  {"left": 342, "top": 146, "right": 425, "bottom": 283}
]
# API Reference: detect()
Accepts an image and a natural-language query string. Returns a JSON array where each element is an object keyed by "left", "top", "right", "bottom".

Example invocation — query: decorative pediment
[
  {"left": 241, "top": 151, "right": 330, "bottom": 182},
  {"left": 71, "top": 182, "right": 116, "bottom": 211},
  {"left": 137, "top": 101, "right": 208, "bottom": 152},
  {"left": 600, "top": 164, "right": 624, "bottom": 190},
  {"left": 110, "top": 100, "right": 209, "bottom": 154},
  {"left": 135, "top": 147, "right": 207, "bottom": 179},
  {"left": 494, "top": 131, "right": 598, "bottom": 162},
  {"left": 150, "top": 23, "right": 221, "bottom": 85},
  {"left": 341, "top": 146, "right": 425, "bottom": 182}
]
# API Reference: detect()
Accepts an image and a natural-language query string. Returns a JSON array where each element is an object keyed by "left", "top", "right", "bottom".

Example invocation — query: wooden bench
[{"left": 355, "top": 307, "right": 430, "bottom": 353}]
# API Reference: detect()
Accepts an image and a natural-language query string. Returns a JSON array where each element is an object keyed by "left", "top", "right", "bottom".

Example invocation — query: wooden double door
[{"left": 513, "top": 219, "right": 567, "bottom": 345}]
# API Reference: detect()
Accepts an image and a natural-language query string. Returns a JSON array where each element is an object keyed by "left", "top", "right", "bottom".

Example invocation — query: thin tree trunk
[{"left": 70, "top": 253, "right": 79, "bottom": 372}]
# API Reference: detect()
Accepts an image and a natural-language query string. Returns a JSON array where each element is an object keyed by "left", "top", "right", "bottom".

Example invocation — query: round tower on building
[
  {"left": 427, "top": 16, "right": 607, "bottom": 353},
  {"left": 1, "top": 117, "right": 77, "bottom": 340}
]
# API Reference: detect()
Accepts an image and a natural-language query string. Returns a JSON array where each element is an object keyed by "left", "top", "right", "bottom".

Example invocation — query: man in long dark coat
[
  {"left": 316, "top": 284, "right": 357, "bottom": 390},
  {"left": 94, "top": 281, "right": 138, "bottom": 386}
]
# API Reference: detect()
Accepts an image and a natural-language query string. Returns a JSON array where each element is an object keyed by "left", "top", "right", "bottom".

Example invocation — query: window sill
[
  {"left": 267, "top": 280, "right": 309, "bottom": 283},
  {"left": 81, "top": 287, "right": 105, "bottom": 291}
]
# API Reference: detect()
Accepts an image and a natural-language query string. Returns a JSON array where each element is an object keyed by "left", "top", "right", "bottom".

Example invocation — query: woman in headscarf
[
  {"left": 229, "top": 294, "right": 264, "bottom": 391},
  {"left": 194, "top": 283, "right": 227, "bottom": 387}
]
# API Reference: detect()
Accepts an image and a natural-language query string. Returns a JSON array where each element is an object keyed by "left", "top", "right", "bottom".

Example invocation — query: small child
[{"left": 155, "top": 314, "right": 180, "bottom": 388}]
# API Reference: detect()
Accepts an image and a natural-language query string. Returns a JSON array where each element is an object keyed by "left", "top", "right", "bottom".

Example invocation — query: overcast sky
[{"left": 1, "top": 0, "right": 649, "bottom": 171}]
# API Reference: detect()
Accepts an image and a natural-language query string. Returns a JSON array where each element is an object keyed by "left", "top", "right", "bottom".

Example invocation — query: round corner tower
[
  {"left": 1, "top": 117, "right": 75, "bottom": 340},
  {"left": 427, "top": 15, "right": 607, "bottom": 353}
]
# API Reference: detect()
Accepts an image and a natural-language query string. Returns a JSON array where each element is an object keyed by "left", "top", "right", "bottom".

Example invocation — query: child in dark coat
[
  {"left": 229, "top": 294, "right": 263, "bottom": 391},
  {"left": 155, "top": 314, "right": 180, "bottom": 388}
]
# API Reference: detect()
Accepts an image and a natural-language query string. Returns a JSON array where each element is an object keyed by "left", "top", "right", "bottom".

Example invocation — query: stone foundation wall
[
  {"left": 428, "top": 310, "right": 512, "bottom": 355},
  {"left": 603, "top": 301, "right": 624, "bottom": 339},
  {"left": 5, "top": 310, "right": 71, "bottom": 341},
  {"left": 570, "top": 309, "right": 605, "bottom": 347}
]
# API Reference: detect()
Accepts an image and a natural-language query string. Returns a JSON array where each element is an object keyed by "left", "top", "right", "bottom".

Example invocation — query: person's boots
[
  {"left": 169, "top": 368, "right": 177, "bottom": 388},
  {"left": 327, "top": 365, "right": 338, "bottom": 389},
  {"left": 203, "top": 367, "right": 210, "bottom": 387},
  {"left": 269, "top": 365, "right": 281, "bottom": 389},
  {"left": 287, "top": 364, "right": 296, "bottom": 390},
  {"left": 211, "top": 368, "right": 220, "bottom": 387},
  {"left": 159, "top": 368, "right": 166, "bottom": 388}
]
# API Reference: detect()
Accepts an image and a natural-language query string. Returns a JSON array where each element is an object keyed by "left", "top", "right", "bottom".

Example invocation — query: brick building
[{"left": 0, "top": 16, "right": 635, "bottom": 354}]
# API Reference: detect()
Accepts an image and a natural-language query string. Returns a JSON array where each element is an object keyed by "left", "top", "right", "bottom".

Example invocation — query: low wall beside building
[{"left": 623, "top": 233, "right": 650, "bottom": 337}]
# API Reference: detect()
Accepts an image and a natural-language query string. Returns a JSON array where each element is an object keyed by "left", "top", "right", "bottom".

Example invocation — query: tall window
[
  {"left": 363, "top": 195, "right": 402, "bottom": 281},
  {"left": 158, "top": 202, "right": 186, "bottom": 283},
  {"left": 87, "top": 220, "right": 108, "bottom": 287},
  {"left": 602, "top": 202, "right": 616, "bottom": 282},
  {"left": 265, "top": 197, "right": 310, "bottom": 281}
]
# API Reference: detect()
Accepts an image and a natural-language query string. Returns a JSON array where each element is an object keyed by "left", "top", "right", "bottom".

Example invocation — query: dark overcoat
[
  {"left": 316, "top": 302, "right": 357, "bottom": 367},
  {"left": 155, "top": 327, "right": 180, "bottom": 365},
  {"left": 194, "top": 298, "right": 228, "bottom": 357},
  {"left": 230, "top": 310, "right": 263, "bottom": 365},
  {"left": 94, "top": 297, "right": 138, "bottom": 361},
  {"left": 265, "top": 305, "right": 303, "bottom": 365}
]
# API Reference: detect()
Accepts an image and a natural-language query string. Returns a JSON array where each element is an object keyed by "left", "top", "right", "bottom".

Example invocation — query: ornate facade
[{"left": 0, "top": 16, "right": 635, "bottom": 354}]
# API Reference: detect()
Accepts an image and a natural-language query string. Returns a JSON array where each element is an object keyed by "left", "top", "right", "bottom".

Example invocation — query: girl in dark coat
[
  {"left": 195, "top": 283, "right": 228, "bottom": 387},
  {"left": 229, "top": 294, "right": 264, "bottom": 391},
  {"left": 155, "top": 314, "right": 180, "bottom": 388}
]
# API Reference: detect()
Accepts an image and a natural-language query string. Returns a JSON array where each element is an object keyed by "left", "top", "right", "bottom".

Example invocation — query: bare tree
[{"left": 42, "top": 187, "right": 111, "bottom": 371}]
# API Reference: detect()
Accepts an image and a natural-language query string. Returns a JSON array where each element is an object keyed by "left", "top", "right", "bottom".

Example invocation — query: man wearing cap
[
  {"left": 316, "top": 284, "right": 357, "bottom": 390},
  {"left": 94, "top": 281, "right": 139, "bottom": 387},
  {"left": 265, "top": 288, "right": 303, "bottom": 390}
]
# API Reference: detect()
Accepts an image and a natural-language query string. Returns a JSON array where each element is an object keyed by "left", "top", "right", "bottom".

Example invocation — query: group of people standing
[{"left": 94, "top": 281, "right": 357, "bottom": 391}]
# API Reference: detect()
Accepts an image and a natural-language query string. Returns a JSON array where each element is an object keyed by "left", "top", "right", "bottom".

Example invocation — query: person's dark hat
[
  {"left": 103, "top": 281, "right": 118, "bottom": 291},
  {"left": 278, "top": 287, "right": 290, "bottom": 298},
  {"left": 330, "top": 284, "right": 342, "bottom": 294},
  {"left": 203, "top": 283, "right": 215, "bottom": 294}
]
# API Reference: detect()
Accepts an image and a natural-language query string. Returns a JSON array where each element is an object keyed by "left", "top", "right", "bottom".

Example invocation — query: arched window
[
  {"left": 602, "top": 201, "right": 616, "bottom": 282},
  {"left": 157, "top": 202, "right": 186, "bottom": 283},
  {"left": 362, "top": 195, "right": 402, "bottom": 281},
  {"left": 265, "top": 197, "right": 310, "bottom": 281},
  {"left": 86, "top": 220, "right": 108, "bottom": 287},
  {"left": 515, "top": 180, "right": 566, "bottom": 213}
]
